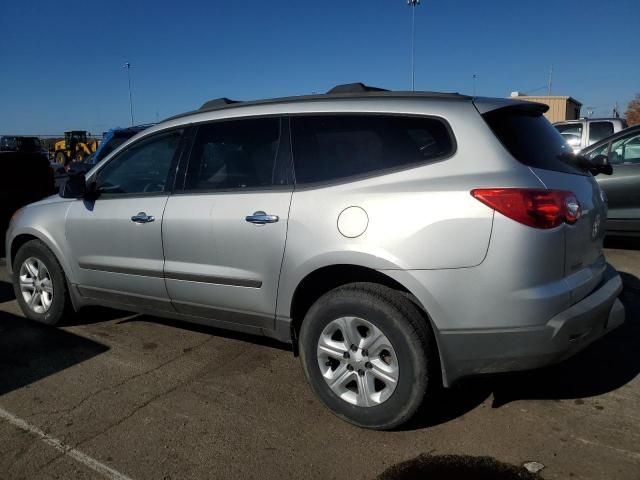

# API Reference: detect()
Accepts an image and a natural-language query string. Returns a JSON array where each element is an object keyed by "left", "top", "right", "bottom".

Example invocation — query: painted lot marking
[{"left": 0, "top": 406, "right": 134, "bottom": 480}]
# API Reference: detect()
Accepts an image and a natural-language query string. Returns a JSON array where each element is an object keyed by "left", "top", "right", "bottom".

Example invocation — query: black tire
[
  {"left": 299, "top": 282, "right": 438, "bottom": 430},
  {"left": 75, "top": 151, "right": 86, "bottom": 163},
  {"left": 12, "top": 239, "right": 71, "bottom": 325}
]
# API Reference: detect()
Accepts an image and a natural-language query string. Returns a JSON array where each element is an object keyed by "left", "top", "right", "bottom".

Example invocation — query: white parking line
[{"left": 0, "top": 406, "right": 134, "bottom": 480}]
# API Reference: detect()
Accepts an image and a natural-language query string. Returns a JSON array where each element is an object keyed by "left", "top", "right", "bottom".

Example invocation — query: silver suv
[{"left": 5, "top": 83, "right": 625, "bottom": 429}]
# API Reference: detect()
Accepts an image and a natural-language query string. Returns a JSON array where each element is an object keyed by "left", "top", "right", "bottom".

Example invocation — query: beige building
[{"left": 509, "top": 93, "right": 582, "bottom": 123}]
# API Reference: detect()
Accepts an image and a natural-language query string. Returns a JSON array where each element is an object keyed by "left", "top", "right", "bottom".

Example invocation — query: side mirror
[
  {"left": 591, "top": 154, "right": 613, "bottom": 176},
  {"left": 59, "top": 173, "right": 87, "bottom": 198}
]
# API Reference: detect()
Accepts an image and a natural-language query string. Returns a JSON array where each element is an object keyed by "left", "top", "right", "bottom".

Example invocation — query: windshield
[
  {"left": 94, "top": 135, "right": 133, "bottom": 163},
  {"left": 483, "top": 107, "right": 585, "bottom": 175}
]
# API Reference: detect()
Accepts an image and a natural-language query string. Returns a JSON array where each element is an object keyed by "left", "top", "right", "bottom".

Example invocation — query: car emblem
[{"left": 592, "top": 214, "right": 601, "bottom": 240}]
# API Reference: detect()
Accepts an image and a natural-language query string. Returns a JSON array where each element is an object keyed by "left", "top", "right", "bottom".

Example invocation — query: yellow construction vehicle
[{"left": 51, "top": 131, "right": 100, "bottom": 165}]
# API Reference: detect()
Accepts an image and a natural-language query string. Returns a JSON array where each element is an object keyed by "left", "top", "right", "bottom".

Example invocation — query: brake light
[{"left": 471, "top": 188, "right": 581, "bottom": 229}]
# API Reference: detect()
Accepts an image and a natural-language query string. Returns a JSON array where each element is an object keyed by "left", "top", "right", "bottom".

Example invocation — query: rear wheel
[
  {"left": 75, "top": 151, "right": 86, "bottom": 162},
  {"left": 12, "top": 240, "right": 71, "bottom": 325},
  {"left": 299, "top": 283, "right": 437, "bottom": 430}
]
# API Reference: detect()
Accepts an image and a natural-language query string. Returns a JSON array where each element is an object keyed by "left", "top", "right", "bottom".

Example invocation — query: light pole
[
  {"left": 408, "top": 0, "right": 420, "bottom": 91},
  {"left": 123, "top": 62, "right": 134, "bottom": 126},
  {"left": 472, "top": 74, "right": 478, "bottom": 96}
]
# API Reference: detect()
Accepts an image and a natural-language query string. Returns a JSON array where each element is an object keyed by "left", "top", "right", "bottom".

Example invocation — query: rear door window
[
  {"left": 483, "top": 107, "right": 584, "bottom": 175},
  {"left": 291, "top": 115, "right": 454, "bottom": 184},
  {"left": 184, "top": 117, "right": 287, "bottom": 191},
  {"left": 589, "top": 122, "right": 614, "bottom": 144}
]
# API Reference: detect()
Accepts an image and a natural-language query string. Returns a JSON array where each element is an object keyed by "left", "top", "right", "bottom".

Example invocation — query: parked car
[
  {"left": 1, "top": 135, "right": 44, "bottom": 153},
  {"left": 0, "top": 151, "right": 55, "bottom": 250},
  {"left": 554, "top": 118, "right": 627, "bottom": 153},
  {"left": 581, "top": 125, "right": 640, "bottom": 235},
  {"left": 5, "top": 83, "right": 624, "bottom": 430},
  {"left": 66, "top": 125, "right": 152, "bottom": 175}
]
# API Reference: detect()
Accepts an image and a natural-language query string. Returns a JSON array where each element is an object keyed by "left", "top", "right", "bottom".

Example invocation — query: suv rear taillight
[{"left": 471, "top": 188, "right": 581, "bottom": 229}]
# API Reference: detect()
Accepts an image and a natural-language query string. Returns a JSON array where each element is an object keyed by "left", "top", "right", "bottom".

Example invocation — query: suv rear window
[
  {"left": 483, "top": 107, "right": 584, "bottom": 175},
  {"left": 291, "top": 114, "right": 454, "bottom": 184}
]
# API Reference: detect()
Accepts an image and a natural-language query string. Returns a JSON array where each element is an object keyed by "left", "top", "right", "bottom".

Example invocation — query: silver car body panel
[{"left": 5, "top": 93, "right": 624, "bottom": 387}]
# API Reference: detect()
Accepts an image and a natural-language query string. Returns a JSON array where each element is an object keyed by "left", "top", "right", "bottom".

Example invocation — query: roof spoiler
[{"left": 473, "top": 97, "right": 549, "bottom": 115}]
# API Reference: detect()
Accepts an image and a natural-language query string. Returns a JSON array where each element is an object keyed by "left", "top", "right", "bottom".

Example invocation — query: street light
[
  {"left": 408, "top": 0, "right": 420, "bottom": 91},
  {"left": 123, "top": 62, "right": 134, "bottom": 126},
  {"left": 472, "top": 74, "right": 478, "bottom": 96}
]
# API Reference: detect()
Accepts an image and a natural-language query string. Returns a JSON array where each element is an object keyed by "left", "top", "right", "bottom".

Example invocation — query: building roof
[{"left": 509, "top": 94, "right": 583, "bottom": 107}]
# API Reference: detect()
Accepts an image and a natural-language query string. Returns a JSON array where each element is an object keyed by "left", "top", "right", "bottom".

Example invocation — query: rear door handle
[
  {"left": 131, "top": 212, "right": 155, "bottom": 223},
  {"left": 245, "top": 211, "right": 279, "bottom": 225}
]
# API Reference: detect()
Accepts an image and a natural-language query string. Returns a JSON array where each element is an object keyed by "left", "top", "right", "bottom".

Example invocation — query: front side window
[
  {"left": 609, "top": 131, "right": 640, "bottom": 165},
  {"left": 184, "top": 117, "right": 282, "bottom": 191},
  {"left": 589, "top": 122, "right": 614, "bottom": 144},
  {"left": 96, "top": 130, "right": 181, "bottom": 195},
  {"left": 554, "top": 122, "right": 583, "bottom": 149},
  {"left": 291, "top": 115, "right": 454, "bottom": 184},
  {"left": 584, "top": 142, "right": 609, "bottom": 160}
]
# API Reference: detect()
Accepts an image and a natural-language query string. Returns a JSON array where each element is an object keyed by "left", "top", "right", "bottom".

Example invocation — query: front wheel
[
  {"left": 299, "top": 283, "right": 438, "bottom": 430},
  {"left": 12, "top": 239, "right": 71, "bottom": 325}
]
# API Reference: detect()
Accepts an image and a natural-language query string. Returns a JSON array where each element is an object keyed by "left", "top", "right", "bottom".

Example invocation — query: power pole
[
  {"left": 472, "top": 74, "right": 478, "bottom": 96},
  {"left": 123, "top": 62, "right": 134, "bottom": 126},
  {"left": 408, "top": 0, "right": 420, "bottom": 91},
  {"left": 547, "top": 64, "right": 553, "bottom": 97}
]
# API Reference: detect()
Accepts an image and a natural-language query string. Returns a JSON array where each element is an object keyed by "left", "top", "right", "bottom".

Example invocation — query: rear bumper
[{"left": 439, "top": 263, "right": 624, "bottom": 385}]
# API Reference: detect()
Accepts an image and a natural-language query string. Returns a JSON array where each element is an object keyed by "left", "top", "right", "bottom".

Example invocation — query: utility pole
[
  {"left": 123, "top": 62, "right": 134, "bottom": 126},
  {"left": 472, "top": 74, "right": 478, "bottom": 96},
  {"left": 547, "top": 64, "right": 553, "bottom": 97},
  {"left": 408, "top": 0, "right": 420, "bottom": 91}
]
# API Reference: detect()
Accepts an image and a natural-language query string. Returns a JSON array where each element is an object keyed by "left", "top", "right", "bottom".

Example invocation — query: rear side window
[
  {"left": 483, "top": 108, "right": 584, "bottom": 175},
  {"left": 589, "top": 122, "right": 614, "bottom": 144},
  {"left": 291, "top": 115, "right": 454, "bottom": 184}
]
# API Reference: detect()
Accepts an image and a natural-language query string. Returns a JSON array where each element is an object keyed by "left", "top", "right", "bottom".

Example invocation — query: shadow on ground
[
  {"left": 117, "top": 314, "right": 293, "bottom": 352},
  {"left": 406, "top": 271, "right": 640, "bottom": 430},
  {"left": 377, "top": 454, "right": 541, "bottom": 480},
  {"left": 0, "top": 281, "right": 109, "bottom": 396}
]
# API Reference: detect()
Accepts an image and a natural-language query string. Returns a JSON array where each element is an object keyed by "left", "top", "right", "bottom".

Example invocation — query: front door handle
[
  {"left": 245, "top": 211, "right": 279, "bottom": 225},
  {"left": 131, "top": 212, "right": 155, "bottom": 223}
]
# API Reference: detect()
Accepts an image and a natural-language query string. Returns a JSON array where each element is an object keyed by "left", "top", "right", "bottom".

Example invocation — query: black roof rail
[
  {"left": 326, "top": 82, "right": 389, "bottom": 94},
  {"left": 199, "top": 98, "right": 241, "bottom": 110}
]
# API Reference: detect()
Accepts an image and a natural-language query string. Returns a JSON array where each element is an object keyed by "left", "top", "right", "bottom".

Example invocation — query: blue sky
[{"left": 1, "top": 0, "right": 638, "bottom": 135}]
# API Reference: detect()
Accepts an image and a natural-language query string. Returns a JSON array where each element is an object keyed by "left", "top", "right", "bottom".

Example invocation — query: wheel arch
[
  {"left": 287, "top": 263, "right": 448, "bottom": 385},
  {"left": 9, "top": 229, "right": 73, "bottom": 282}
]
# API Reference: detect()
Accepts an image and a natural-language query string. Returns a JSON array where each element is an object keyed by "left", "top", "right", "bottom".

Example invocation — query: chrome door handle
[
  {"left": 131, "top": 212, "right": 155, "bottom": 223},
  {"left": 245, "top": 211, "right": 279, "bottom": 225}
]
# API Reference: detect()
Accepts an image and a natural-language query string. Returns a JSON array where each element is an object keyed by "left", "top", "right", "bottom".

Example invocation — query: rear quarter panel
[{"left": 276, "top": 99, "right": 543, "bottom": 319}]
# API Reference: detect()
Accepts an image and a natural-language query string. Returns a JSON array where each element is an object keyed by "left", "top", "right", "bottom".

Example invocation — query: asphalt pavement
[{"left": 0, "top": 240, "right": 639, "bottom": 480}]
